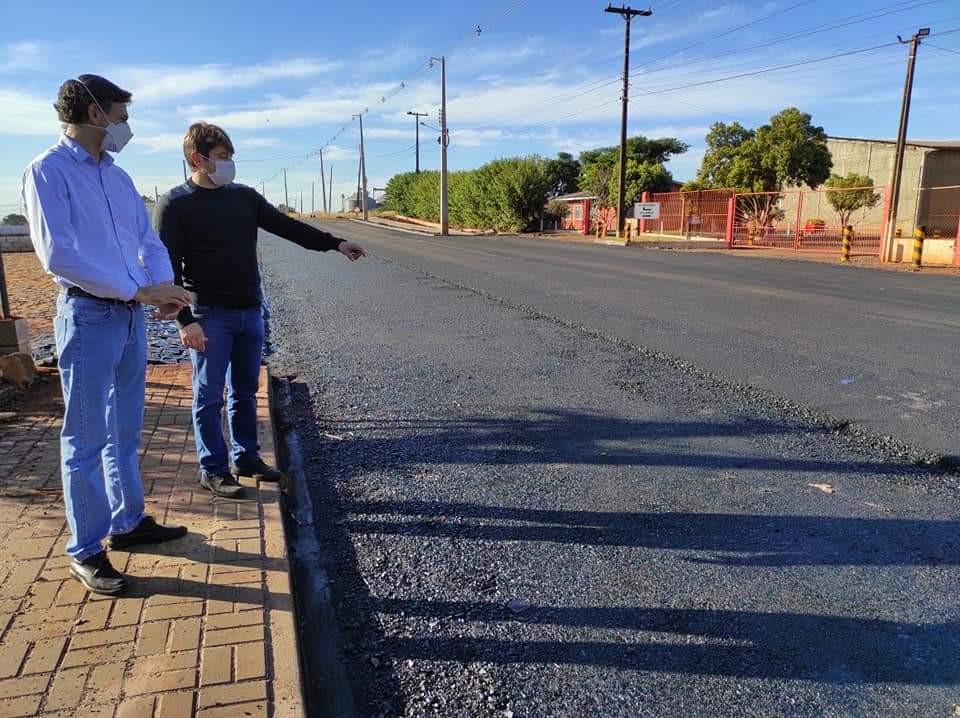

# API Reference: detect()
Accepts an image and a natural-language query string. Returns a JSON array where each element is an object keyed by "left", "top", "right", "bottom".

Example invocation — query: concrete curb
[
  {"left": 348, "top": 217, "right": 436, "bottom": 237},
  {"left": 262, "top": 368, "right": 308, "bottom": 718},
  {"left": 270, "top": 375, "right": 360, "bottom": 718}
]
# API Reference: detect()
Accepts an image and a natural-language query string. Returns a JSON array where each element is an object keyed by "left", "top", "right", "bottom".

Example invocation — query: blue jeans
[
  {"left": 189, "top": 305, "right": 264, "bottom": 475},
  {"left": 54, "top": 295, "right": 146, "bottom": 560}
]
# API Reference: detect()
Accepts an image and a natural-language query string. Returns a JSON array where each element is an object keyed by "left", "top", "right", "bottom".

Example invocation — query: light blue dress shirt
[{"left": 20, "top": 135, "right": 174, "bottom": 301}]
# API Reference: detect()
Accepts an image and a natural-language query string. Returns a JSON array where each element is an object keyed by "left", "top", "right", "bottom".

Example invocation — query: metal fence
[
  {"left": 730, "top": 186, "right": 887, "bottom": 256},
  {"left": 916, "top": 184, "right": 960, "bottom": 240},
  {"left": 642, "top": 189, "right": 735, "bottom": 239},
  {"left": 633, "top": 185, "right": 959, "bottom": 263}
]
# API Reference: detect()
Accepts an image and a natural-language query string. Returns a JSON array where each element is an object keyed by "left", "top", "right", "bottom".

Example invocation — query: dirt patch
[{"left": 5, "top": 251, "right": 58, "bottom": 335}]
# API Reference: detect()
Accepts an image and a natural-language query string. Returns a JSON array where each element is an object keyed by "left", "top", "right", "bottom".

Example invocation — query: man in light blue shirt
[{"left": 21, "top": 74, "right": 194, "bottom": 595}]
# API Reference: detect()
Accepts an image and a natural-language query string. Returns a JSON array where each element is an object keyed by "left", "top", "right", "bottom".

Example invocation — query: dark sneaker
[
  {"left": 234, "top": 457, "right": 284, "bottom": 483},
  {"left": 200, "top": 471, "right": 247, "bottom": 499},
  {"left": 70, "top": 551, "right": 128, "bottom": 595},
  {"left": 108, "top": 516, "right": 188, "bottom": 550}
]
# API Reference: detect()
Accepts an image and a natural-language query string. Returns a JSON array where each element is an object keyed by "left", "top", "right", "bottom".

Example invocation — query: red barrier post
[
  {"left": 639, "top": 191, "right": 650, "bottom": 236},
  {"left": 725, "top": 196, "right": 736, "bottom": 248}
]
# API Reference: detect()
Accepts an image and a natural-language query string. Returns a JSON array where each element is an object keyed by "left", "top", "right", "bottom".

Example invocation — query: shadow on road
[
  {"left": 341, "top": 500, "right": 959, "bottom": 567},
  {"left": 325, "top": 409, "right": 940, "bottom": 478},
  {"left": 291, "top": 388, "right": 960, "bottom": 710},
  {"left": 372, "top": 598, "right": 960, "bottom": 685}
]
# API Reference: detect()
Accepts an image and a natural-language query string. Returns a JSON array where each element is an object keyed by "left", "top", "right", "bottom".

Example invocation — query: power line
[
  {"left": 451, "top": 1, "right": 952, "bottom": 140},
  {"left": 254, "top": 0, "right": 530, "bottom": 189},
  {"left": 641, "top": 0, "right": 820, "bottom": 67},
  {"left": 634, "top": 40, "right": 901, "bottom": 95},
  {"left": 627, "top": 0, "right": 951, "bottom": 88},
  {"left": 925, "top": 41, "right": 960, "bottom": 54}
]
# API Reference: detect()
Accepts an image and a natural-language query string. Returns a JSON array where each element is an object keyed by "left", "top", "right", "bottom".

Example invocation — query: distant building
[
  {"left": 342, "top": 192, "right": 381, "bottom": 213},
  {"left": 826, "top": 136, "right": 960, "bottom": 240}
]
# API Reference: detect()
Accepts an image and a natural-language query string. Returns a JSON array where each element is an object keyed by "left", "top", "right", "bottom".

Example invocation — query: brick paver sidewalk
[{"left": 0, "top": 365, "right": 303, "bottom": 717}]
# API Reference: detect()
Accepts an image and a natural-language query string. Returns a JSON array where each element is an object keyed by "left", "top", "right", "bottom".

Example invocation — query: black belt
[{"left": 65, "top": 286, "right": 139, "bottom": 307}]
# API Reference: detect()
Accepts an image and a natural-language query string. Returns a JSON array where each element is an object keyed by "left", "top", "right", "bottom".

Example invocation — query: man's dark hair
[
  {"left": 54, "top": 74, "right": 132, "bottom": 125},
  {"left": 183, "top": 123, "right": 235, "bottom": 167}
]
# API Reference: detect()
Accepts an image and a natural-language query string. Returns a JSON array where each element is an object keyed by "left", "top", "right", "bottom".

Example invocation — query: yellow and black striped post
[
  {"left": 840, "top": 225, "right": 853, "bottom": 263},
  {"left": 911, "top": 225, "right": 926, "bottom": 271}
]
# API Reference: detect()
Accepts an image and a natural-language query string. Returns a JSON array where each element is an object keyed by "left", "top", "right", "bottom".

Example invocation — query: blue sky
[{"left": 1, "top": 0, "right": 958, "bottom": 213}]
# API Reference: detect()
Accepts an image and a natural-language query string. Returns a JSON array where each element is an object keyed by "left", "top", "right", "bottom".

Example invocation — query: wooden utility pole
[
  {"left": 328, "top": 166, "right": 334, "bottom": 214},
  {"left": 605, "top": 4, "right": 652, "bottom": 238},
  {"left": 182, "top": 160, "right": 188, "bottom": 181},
  {"left": 319, "top": 149, "right": 328, "bottom": 213},
  {"left": 407, "top": 111, "right": 429, "bottom": 173},
  {"left": 358, "top": 115, "right": 368, "bottom": 220},
  {"left": 883, "top": 28, "right": 929, "bottom": 261},
  {"left": 430, "top": 56, "right": 449, "bottom": 235},
  {"left": 283, "top": 169, "right": 289, "bottom": 211}
]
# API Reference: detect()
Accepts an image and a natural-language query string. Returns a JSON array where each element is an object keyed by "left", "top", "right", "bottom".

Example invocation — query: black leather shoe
[
  {"left": 234, "top": 457, "right": 284, "bottom": 483},
  {"left": 108, "top": 516, "right": 187, "bottom": 550},
  {"left": 70, "top": 551, "right": 128, "bottom": 595},
  {"left": 200, "top": 472, "right": 247, "bottom": 498}
]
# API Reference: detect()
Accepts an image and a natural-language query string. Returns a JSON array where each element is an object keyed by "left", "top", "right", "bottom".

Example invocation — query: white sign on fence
[{"left": 634, "top": 202, "right": 660, "bottom": 219}]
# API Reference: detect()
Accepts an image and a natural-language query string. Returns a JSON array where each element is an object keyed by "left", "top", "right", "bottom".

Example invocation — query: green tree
[
  {"left": 695, "top": 108, "right": 832, "bottom": 232},
  {"left": 545, "top": 152, "right": 581, "bottom": 196},
  {"left": 1, "top": 213, "right": 27, "bottom": 226},
  {"left": 610, "top": 159, "right": 673, "bottom": 206},
  {"left": 825, "top": 172, "right": 880, "bottom": 228},
  {"left": 579, "top": 157, "right": 617, "bottom": 210},
  {"left": 580, "top": 136, "right": 688, "bottom": 168},
  {"left": 579, "top": 135, "right": 683, "bottom": 213},
  {"left": 383, "top": 157, "right": 552, "bottom": 232}
]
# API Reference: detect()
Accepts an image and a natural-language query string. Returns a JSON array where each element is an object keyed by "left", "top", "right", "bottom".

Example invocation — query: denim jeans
[
  {"left": 189, "top": 305, "right": 264, "bottom": 475},
  {"left": 54, "top": 295, "right": 147, "bottom": 560}
]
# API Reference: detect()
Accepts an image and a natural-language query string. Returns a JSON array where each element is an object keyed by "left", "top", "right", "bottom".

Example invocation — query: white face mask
[
  {"left": 201, "top": 156, "right": 236, "bottom": 187},
  {"left": 209, "top": 160, "right": 236, "bottom": 187},
  {"left": 73, "top": 79, "right": 133, "bottom": 153}
]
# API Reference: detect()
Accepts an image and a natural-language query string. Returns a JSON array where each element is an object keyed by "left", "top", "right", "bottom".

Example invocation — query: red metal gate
[{"left": 728, "top": 186, "right": 887, "bottom": 256}]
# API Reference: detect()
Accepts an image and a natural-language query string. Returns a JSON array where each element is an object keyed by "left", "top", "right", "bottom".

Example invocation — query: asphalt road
[
  {"left": 261, "top": 221, "right": 960, "bottom": 718},
  {"left": 315, "top": 221, "right": 960, "bottom": 458}
]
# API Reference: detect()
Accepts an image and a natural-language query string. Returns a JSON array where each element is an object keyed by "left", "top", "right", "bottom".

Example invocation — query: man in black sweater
[{"left": 155, "top": 123, "right": 365, "bottom": 498}]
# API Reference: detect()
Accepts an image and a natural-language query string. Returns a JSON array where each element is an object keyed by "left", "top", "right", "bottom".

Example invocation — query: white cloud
[
  {"left": 243, "top": 137, "right": 281, "bottom": 148},
  {"left": 133, "top": 132, "right": 183, "bottom": 153},
  {"left": 113, "top": 58, "right": 342, "bottom": 103},
  {"left": 365, "top": 127, "right": 419, "bottom": 140},
  {"left": 0, "top": 42, "right": 50, "bottom": 74},
  {"left": 0, "top": 87, "right": 57, "bottom": 136}
]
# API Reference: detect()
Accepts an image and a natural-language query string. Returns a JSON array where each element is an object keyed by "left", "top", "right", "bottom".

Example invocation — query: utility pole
[
  {"left": 355, "top": 149, "right": 362, "bottom": 211},
  {"left": 430, "top": 56, "right": 449, "bottom": 235},
  {"left": 407, "top": 111, "right": 429, "bottom": 173},
  {"left": 311, "top": 182, "right": 315, "bottom": 214},
  {"left": 883, "top": 27, "right": 930, "bottom": 262},
  {"left": 300, "top": 190, "right": 303, "bottom": 216},
  {"left": 605, "top": 4, "right": 652, "bottom": 238},
  {"left": 328, "top": 166, "right": 334, "bottom": 214},
  {"left": 154, "top": 186, "right": 159, "bottom": 203},
  {"left": 319, "top": 149, "right": 328, "bottom": 213},
  {"left": 283, "top": 168, "right": 289, "bottom": 211},
  {"left": 353, "top": 114, "right": 368, "bottom": 220},
  {"left": 182, "top": 160, "right": 188, "bottom": 182}
]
